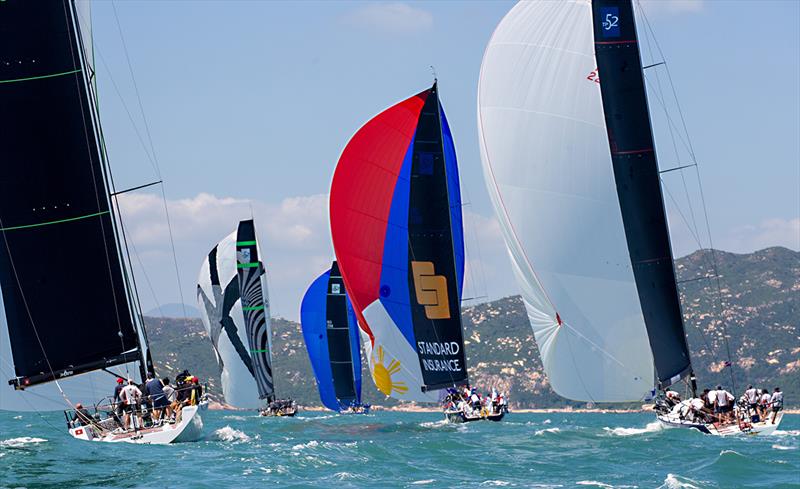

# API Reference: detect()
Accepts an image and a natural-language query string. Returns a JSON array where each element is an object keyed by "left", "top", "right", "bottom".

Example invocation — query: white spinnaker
[
  {"left": 477, "top": 0, "right": 654, "bottom": 402},
  {"left": 197, "top": 230, "right": 260, "bottom": 409}
]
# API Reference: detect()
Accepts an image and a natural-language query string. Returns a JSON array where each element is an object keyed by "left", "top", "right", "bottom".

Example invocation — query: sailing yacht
[
  {"left": 300, "top": 261, "right": 369, "bottom": 414},
  {"left": 329, "top": 82, "right": 499, "bottom": 423},
  {"left": 197, "top": 220, "right": 296, "bottom": 417},
  {"left": 477, "top": 0, "right": 781, "bottom": 435},
  {"left": 0, "top": 0, "right": 206, "bottom": 444}
]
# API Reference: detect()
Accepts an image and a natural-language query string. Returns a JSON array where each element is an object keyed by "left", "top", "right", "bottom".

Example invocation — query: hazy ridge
[{"left": 144, "top": 247, "right": 799, "bottom": 408}]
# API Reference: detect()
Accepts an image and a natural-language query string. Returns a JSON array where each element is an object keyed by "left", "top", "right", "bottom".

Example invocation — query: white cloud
[
  {"left": 720, "top": 217, "right": 800, "bottom": 253},
  {"left": 638, "top": 0, "right": 705, "bottom": 16},
  {"left": 116, "top": 192, "right": 333, "bottom": 319},
  {"left": 113, "top": 191, "right": 522, "bottom": 321},
  {"left": 341, "top": 2, "right": 433, "bottom": 34}
]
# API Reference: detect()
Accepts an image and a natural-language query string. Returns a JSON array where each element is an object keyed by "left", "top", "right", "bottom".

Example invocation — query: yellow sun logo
[{"left": 371, "top": 345, "right": 408, "bottom": 396}]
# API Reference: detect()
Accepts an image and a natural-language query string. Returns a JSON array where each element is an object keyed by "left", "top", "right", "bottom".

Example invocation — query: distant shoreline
[{"left": 207, "top": 402, "right": 800, "bottom": 414}]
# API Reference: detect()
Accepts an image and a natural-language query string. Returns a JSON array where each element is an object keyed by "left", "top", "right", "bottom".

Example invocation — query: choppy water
[{"left": 1, "top": 410, "right": 797, "bottom": 488}]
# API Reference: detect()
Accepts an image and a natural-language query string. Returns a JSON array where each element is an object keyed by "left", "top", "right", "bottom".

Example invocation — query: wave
[
  {"left": 603, "top": 421, "right": 662, "bottom": 437},
  {"left": 291, "top": 440, "right": 320, "bottom": 450},
  {"left": 410, "top": 480, "right": 436, "bottom": 485},
  {"left": 771, "top": 444, "right": 796, "bottom": 450},
  {"left": 534, "top": 427, "right": 561, "bottom": 436},
  {"left": 575, "top": 481, "right": 614, "bottom": 488},
  {"left": 210, "top": 426, "right": 251, "bottom": 443},
  {"left": 222, "top": 415, "right": 247, "bottom": 421},
  {"left": 772, "top": 429, "right": 800, "bottom": 436},
  {"left": 656, "top": 474, "right": 703, "bottom": 489},
  {"left": 480, "top": 481, "right": 511, "bottom": 487},
  {"left": 0, "top": 437, "right": 47, "bottom": 448}
]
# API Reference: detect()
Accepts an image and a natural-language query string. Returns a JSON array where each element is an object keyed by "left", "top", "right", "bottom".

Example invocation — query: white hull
[
  {"left": 657, "top": 411, "right": 784, "bottom": 436},
  {"left": 68, "top": 402, "right": 208, "bottom": 444}
]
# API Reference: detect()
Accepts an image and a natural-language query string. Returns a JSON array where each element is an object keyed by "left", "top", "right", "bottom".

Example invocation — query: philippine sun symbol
[{"left": 371, "top": 345, "right": 408, "bottom": 396}]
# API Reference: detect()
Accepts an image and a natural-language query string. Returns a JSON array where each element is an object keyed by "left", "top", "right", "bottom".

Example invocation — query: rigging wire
[
  {"left": 111, "top": 1, "right": 189, "bottom": 321},
  {"left": 637, "top": 1, "right": 738, "bottom": 395}
]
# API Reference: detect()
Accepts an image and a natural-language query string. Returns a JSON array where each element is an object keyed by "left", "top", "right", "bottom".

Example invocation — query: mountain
[{"left": 144, "top": 247, "right": 799, "bottom": 409}]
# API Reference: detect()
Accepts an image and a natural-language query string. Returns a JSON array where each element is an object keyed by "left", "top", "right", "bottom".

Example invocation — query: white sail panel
[
  {"left": 197, "top": 230, "right": 260, "bottom": 408},
  {"left": 477, "top": 0, "right": 654, "bottom": 402}
]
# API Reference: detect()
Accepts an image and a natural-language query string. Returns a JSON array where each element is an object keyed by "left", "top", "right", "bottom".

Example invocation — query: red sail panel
[{"left": 329, "top": 90, "right": 429, "bottom": 340}]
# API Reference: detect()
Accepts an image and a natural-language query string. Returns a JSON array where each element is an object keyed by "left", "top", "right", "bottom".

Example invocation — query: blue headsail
[{"left": 300, "top": 262, "right": 362, "bottom": 411}]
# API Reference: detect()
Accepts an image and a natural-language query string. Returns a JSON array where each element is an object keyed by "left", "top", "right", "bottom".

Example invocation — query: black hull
[{"left": 445, "top": 410, "right": 505, "bottom": 424}]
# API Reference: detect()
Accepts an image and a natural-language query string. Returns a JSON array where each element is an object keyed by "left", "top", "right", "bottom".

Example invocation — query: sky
[{"left": 84, "top": 0, "right": 799, "bottom": 321}]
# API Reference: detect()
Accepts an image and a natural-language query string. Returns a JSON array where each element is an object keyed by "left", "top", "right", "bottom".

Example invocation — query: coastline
[{"left": 207, "top": 402, "right": 800, "bottom": 415}]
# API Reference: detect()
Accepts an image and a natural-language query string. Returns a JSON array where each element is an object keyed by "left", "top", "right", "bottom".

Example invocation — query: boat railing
[{"left": 63, "top": 383, "right": 208, "bottom": 432}]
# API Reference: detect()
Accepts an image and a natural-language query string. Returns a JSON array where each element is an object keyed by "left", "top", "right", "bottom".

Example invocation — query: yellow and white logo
[
  {"left": 371, "top": 345, "right": 408, "bottom": 396},
  {"left": 411, "top": 261, "right": 450, "bottom": 319}
]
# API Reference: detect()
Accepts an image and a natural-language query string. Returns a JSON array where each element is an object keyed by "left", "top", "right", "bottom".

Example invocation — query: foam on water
[
  {"left": 603, "top": 421, "right": 663, "bottom": 437},
  {"left": 223, "top": 415, "right": 248, "bottom": 421},
  {"left": 211, "top": 426, "right": 251, "bottom": 443},
  {"left": 0, "top": 410, "right": 796, "bottom": 487},
  {"left": 656, "top": 474, "right": 703, "bottom": 489},
  {"left": 0, "top": 437, "right": 47, "bottom": 448},
  {"left": 773, "top": 429, "right": 800, "bottom": 436},
  {"left": 291, "top": 440, "right": 320, "bottom": 450},
  {"left": 576, "top": 481, "right": 613, "bottom": 488}
]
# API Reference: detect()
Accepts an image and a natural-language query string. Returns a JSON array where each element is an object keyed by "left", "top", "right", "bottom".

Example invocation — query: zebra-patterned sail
[{"left": 197, "top": 220, "right": 274, "bottom": 408}]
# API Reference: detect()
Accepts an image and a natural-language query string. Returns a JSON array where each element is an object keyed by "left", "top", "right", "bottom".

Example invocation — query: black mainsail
[
  {"left": 591, "top": 0, "right": 693, "bottom": 388},
  {"left": 0, "top": 0, "right": 146, "bottom": 389}
]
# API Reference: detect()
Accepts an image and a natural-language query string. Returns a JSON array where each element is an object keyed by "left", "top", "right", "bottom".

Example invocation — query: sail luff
[{"left": 591, "top": 0, "right": 692, "bottom": 387}]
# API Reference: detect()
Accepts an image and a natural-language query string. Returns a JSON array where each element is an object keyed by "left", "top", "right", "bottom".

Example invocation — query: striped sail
[{"left": 197, "top": 220, "right": 274, "bottom": 408}]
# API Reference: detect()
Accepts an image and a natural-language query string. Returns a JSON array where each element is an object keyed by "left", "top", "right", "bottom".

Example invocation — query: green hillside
[{"left": 145, "top": 247, "right": 799, "bottom": 409}]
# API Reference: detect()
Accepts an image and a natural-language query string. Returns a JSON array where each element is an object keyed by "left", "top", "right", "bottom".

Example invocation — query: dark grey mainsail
[
  {"left": 591, "top": 0, "right": 693, "bottom": 388},
  {"left": 0, "top": 0, "right": 147, "bottom": 389}
]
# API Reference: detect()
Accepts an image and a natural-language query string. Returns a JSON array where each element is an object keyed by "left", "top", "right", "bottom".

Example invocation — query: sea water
[{"left": 1, "top": 410, "right": 797, "bottom": 488}]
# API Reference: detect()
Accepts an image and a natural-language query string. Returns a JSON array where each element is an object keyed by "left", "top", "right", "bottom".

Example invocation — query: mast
[{"left": 591, "top": 0, "right": 693, "bottom": 391}]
